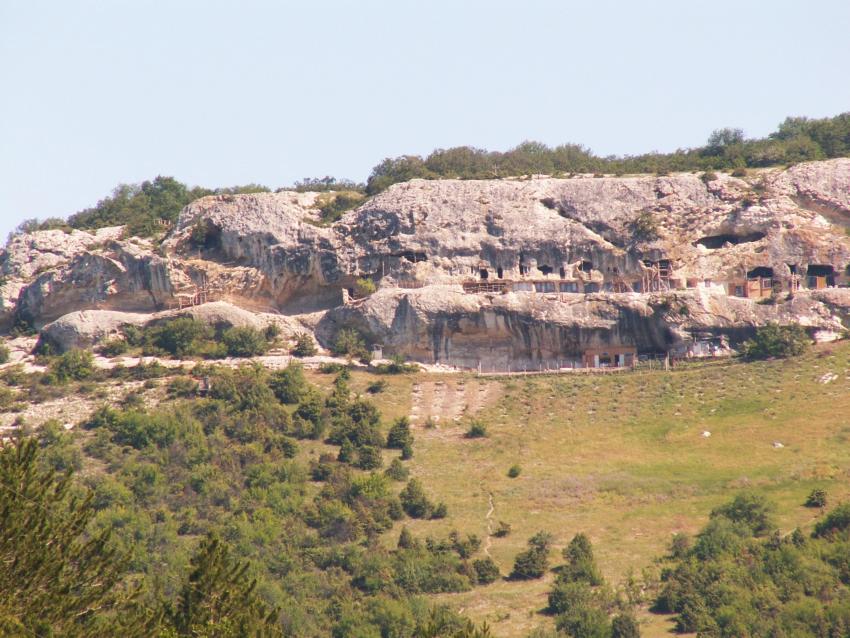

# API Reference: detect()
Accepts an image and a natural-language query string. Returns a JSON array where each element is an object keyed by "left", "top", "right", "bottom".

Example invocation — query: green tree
[
  {"left": 51, "top": 348, "right": 95, "bottom": 383},
  {"left": 559, "top": 532, "right": 603, "bottom": 586},
  {"left": 0, "top": 438, "right": 150, "bottom": 637},
  {"left": 269, "top": 362, "right": 308, "bottom": 404},
  {"left": 386, "top": 416, "right": 413, "bottom": 450},
  {"left": 222, "top": 326, "right": 269, "bottom": 358},
  {"left": 290, "top": 332, "right": 318, "bottom": 357},
  {"left": 740, "top": 323, "right": 810, "bottom": 360},
  {"left": 510, "top": 531, "right": 553, "bottom": 580},
  {"left": 165, "top": 534, "right": 282, "bottom": 637}
]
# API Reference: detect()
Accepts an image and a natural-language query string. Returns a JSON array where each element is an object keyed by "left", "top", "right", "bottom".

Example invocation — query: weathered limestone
[{"left": 3, "top": 159, "right": 849, "bottom": 364}]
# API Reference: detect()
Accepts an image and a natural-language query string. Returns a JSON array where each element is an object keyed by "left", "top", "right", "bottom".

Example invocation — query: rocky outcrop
[
  {"left": 39, "top": 301, "right": 302, "bottom": 352},
  {"left": 4, "top": 159, "right": 850, "bottom": 365},
  {"left": 317, "top": 286, "right": 850, "bottom": 369}
]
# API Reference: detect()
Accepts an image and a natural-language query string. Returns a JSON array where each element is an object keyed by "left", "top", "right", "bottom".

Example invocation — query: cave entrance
[
  {"left": 497, "top": 267, "right": 503, "bottom": 279},
  {"left": 559, "top": 266, "right": 566, "bottom": 279},
  {"left": 806, "top": 264, "right": 834, "bottom": 289},
  {"left": 537, "top": 265, "right": 553, "bottom": 276},
  {"left": 580, "top": 260, "right": 593, "bottom": 273},
  {"left": 695, "top": 232, "right": 766, "bottom": 249},
  {"left": 479, "top": 268, "right": 489, "bottom": 280}
]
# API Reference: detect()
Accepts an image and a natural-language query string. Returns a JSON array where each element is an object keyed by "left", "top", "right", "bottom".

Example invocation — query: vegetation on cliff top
[{"left": 11, "top": 112, "right": 850, "bottom": 239}]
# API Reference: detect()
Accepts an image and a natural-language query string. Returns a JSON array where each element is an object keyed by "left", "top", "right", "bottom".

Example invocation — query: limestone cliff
[{"left": 3, "top": 159, "right": 850, "bottom": 363}]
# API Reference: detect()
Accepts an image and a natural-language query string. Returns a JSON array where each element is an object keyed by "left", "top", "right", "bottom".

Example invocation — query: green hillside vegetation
[
  {"left": 4, "top": 336, "right": 850, "bottom": 635},
  {"left": 10, "top": 112, "right": 850, "bottom": 239}
]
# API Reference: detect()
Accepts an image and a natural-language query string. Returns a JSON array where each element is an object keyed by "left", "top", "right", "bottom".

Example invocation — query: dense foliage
[
  {"left": 740, "top": 323, "right": 810, "bottom": 360},
  {"left": 1, "top": 362, "right": 502, "bottom": 637},
  {"left": 655, "top": 493, "right": 850, "bottom": 636},
  {"left": 365, "top": 112, "right": 850, "bottom": 194},
  {"left": 11, "top": 112, "right": 850, "bottom": 238}
]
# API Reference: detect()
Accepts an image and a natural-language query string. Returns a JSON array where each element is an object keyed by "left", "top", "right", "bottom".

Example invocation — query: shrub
[
  {"left": 373, "top": 354, "right": 418, "bottom": 374},
  {"left": 332, "top": 328, "right": 369, "bottom": 361},
  {"left": 386, "top": 417, "right": 413, "bottom": 450},
  {"left": 813, "top": 503, "right": 850, "bottom": 538},
  {"left": 701, "top": 171, "right": 718, "bottom": 183},
  {"left": 385, "top": 458, "right": 409, "bottom": 482},
  {"left": 290, "top": 333, "right": 317, "bottom": 357},
  {"left": 493, "top": 521, "right": 511, "bottom": 538},
  {"left": 146, "top": 317, "right": 212, "bottom": 358},
  {"left": 222, "top": 326, "right": 269, "bottom": 358},
  {"left": 99, "top": 338, "right": 129, "bottom": 357},
  {"left": 50, "top": 349, "right": 95, "bottom": 383},
  {"left": 0, "top": 344, "right": 10, "bottom": 364},
  {"left": 740, "top": 323, "right": 809, "bottom": 360},
  {"left": 510, "top": 531, "right": 553, "bottom": 580},
  {"left": 507, "top": 464, "right": 521, "bottom": 478},
  {"left": 167, "top": 376, "right": 198, "bottom": 398},
  {"left": 473, "top": 558, "right": 501, "bottom": 585},
  {"left": 559, "top": 533, "right": 603, "bottom": 586},
  {"left": 399, "top": 479, "right": 434, "bottom": 519},
  {"left": 465, "top": 421, "right": 488, "bottom": 439},
  {"left": 366, "top": 380, "right": 388, "bottom": 394},
  {"left": 731, "top": 167, "right": 748, "bottom": 177},
  {"left": 805, "top": 489, "right": 827, "bottom": 508},
  {"left": 354, "top": 277, "right": 376, "bottom": 298},
  {"left": 431, "top": 502, "right": 448, "bottom": 519},
  {"left": 355, "top": 445, "right": 383, "bottom": 470},
  {"left": 632, "top": 210, "right": 659, "bottom": 241},
  {"left": 611, "top": 613, "right": 641, "bottom": 638},
  {"left": 710, "top": 492, "right": 775, "bottom": 536},
  {"left": 269, "top": 363, "right": 308, "bottom": 404}
]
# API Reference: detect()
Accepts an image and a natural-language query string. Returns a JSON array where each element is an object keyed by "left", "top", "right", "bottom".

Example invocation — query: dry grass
[{"left": 308, "top": 344, "right": 850, "bottom": 636}]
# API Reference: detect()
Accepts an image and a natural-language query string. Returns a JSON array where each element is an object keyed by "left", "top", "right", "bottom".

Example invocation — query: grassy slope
[{"left": 307, "top": 343, "right": 850, "bottom": 637}]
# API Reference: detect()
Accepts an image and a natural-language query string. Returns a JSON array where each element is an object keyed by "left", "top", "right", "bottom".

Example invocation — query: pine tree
[
  {"left": 168, "top": 534, "right": 282, "bottom": 637},
  {"left": 0, "top": 437, "right": 152, "bottom": 637}
]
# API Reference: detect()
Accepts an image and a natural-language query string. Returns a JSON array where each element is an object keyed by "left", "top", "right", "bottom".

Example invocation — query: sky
[{"left": 1, "top": 0, "right": 849, "bottom": 240}]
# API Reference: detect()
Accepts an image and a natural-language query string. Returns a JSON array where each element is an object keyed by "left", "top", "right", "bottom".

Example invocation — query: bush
[
  {"left": 710, "top": 492, "right": 775, "bottom": 536},
  {"left": 507, "top": 464, "right": 521, "bottom": 478},
  {"left": 290, "top": 333, "right": 317, "bottom": 357},
  {"left": 731, "top": 167, "right": 748, "bottom": 177},
  {"left": 99, "top": 338, "right": 129, "bottom": 357},
  {"left": 167, "top": 376, "right": 198, "bottom": 398},
  {"left": 740, "top": 323, "right": 809, "bottom": 360},
  {"left": 373, "top": 354, "right": 418, "bottom": 374},
  {"left": 559, "top": 533, "right": 603, "bottom": 586},
  {"left": 399, "top": 479, "right": 434, "bottom": 519},
  {"left": 805, "top": 489, "right": 827, "bottom": 508},
  {"left": 50, "top": 349, "right": 95, "bottom": 383},
  {"left": 354, "top": 277, "right": 376, "bottom": 298},
  {"left": 465, "top": 421, "right": 488, "bottom": 439},
  {"left": 366, "top": 380, "right": 388, "bottom": 394},
  {"left": 146, "top": 317, "right": 213, "bottom": 358},
  {"left": 611, "top": 613, "right": 641, "bottom": 638},
  {"left": 510, "top": 531, "right": 553, "bottom": 580},
  {"left": 385, "top": 458, "right": 409, "bottom": 482},
  {"left": 386, "top": 417, "right": 413, "bottom": 450},
  {"left": 222, "top": 326, "right": 269, "bottom": 358},
  {"left": 0, "top": 344, "right": 10, "bottom": 364},
  {"left": 493, "top": 521, "right": 511, "bottom": 538},
  {"left": 332, "top": 328, "right": 369, "bottom": 361},
  {"left": 269, "top": 363, "right": 308, "bottom": 404},
  {"left": 473, "top": 558, "right": 501, "bottom": 585},
  {"left": 355, "top": 445, "right": 383, "bottom": 470},
  {"left": 700, "top": 171, "right": 718, "bottom": 183},
  {"left": 813, "top": 503, "right": 850, "bottom": 537}
]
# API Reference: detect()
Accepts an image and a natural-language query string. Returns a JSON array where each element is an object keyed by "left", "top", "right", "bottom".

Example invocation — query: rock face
[{"left": 4, "top": 159, "right": 850, "bottom": 362}]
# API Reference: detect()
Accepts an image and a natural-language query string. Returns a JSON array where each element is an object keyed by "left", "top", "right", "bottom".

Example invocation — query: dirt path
[{"left": 484, "top": 492, "right": 495, "bottom": 557}]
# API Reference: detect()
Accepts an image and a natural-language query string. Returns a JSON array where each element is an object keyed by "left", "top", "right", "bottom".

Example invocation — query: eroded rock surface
[{"left": 3, "top": 159, "right": 850, "bottom": 362}]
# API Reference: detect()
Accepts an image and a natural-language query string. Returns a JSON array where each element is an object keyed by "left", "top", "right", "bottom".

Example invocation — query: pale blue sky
[{"left": 2, "top": 0, "right": 849, "bottom": 240}]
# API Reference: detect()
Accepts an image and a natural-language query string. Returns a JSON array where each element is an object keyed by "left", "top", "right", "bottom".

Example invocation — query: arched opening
[
  {"left": 537, "top": 264, "right": 553, "bottom": 275},
  {"left": 497, "top": 267, "right": 503, "bottom": 279},
  {"left": 480, "top": 268, "right": 489, "bottom": 280},
  {"left": 580, "top": 260, "right": 593, "bottom": 273},
  {"left": 559, "top": 266, "right": 566, "bottom": 279}
]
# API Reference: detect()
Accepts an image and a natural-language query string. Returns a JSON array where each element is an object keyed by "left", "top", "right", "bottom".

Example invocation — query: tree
[
  {"left": 0, "top": 438, "right": 150, "bottom": 637},
  {"left": 611, "top": 613, "right": 641, "bottom": 638},
  {"left": 710, "top": 492, "right": 775, "bottom": 536},
  {"left": 473, "top": 558, "right": 501, "bottom": 585},
  {"left": 399, "top": 478, "right": 434, "bottom": 519},
  {"left": 741, "top": 323, "right": 809, "bottom": 360},
  {"left": 386, "top": 416, "right": 413, "bottom": 449},
  {"left": 705, "top": 128, "right": 745, "bottom": 155},
  {"left": 222, "top": 326, "right": 269, "bottom": 358},
  {"left": 269, "top": 362, "right": 308, "bottom": 404},
  {"left": 166, "top": 534, "right": 282, "bottom": 637},
  {"left": 290, "top": 332, "right": 318, "bottom": 357},
  {"left": 50, "top": 348, "right": 95, "bottom": 383},
  {"left": 559, "top": 533, "right": 603, "bottom": 586},
  {"left": 510, "top": 531, "right": 553, "bottom": 580}
]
